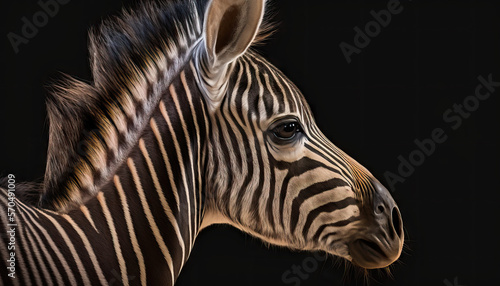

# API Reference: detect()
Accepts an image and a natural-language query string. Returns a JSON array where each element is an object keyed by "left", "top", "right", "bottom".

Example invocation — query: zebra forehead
[{"left": 225, "top": 51, "right": 314, "bottom": 123}]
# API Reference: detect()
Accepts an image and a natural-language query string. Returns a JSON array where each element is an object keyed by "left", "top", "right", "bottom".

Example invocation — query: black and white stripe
[
  {"left": 1, "top": 0, "right": 403, "bottom": 284},
  {"left": 1, "top": 66, "right": 210, "bottom": 285}
]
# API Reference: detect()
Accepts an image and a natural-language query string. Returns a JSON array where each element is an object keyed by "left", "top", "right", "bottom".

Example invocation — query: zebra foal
[{"left": 1, "top": 0, "right": 404, "bottom": 285}]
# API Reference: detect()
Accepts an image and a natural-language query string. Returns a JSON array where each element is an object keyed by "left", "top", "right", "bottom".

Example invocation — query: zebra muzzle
[{"left": 348, "top": 179, "right": 404, "bottom": 269}]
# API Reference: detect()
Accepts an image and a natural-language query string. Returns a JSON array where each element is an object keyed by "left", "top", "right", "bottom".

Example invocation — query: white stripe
[
  {"left": 114, "top": 176, "right": 147, "bottom": 286},
  {"left": 235, "top": 58, "right": 261, "bottom": 224},
  {"left": 249, "top": 59, "right": 274, "bottom": 231},
  {"left": 61, "top": 214, "right": 108, "bottom": 286},
  {"left": 262, "top": 72, "right": 280, "bottom": 115},
  {"left": 169, "top": 82, "right": 197, "bottom": 240},
  {"left": 97, "top": 192, "right": 129, "bottom": 286},
  {"left": 15, "top": 202, "right": 71, "bottom": 286},
  {"left": 127, "top": 158, "right": 176, "bottom": 284},
  {"left": 159, "top": 99, "right": 194, "bottom": 247},
  {"left": 228, "top": 60, "right": 247, "bottom": 127},
  {"left": 250, "top": 55, "right": 291, "bottom": 113},
  {"left": 139, "top": 140, "right": 186, "bottom": 264},
  {"left": 16, "top": 221, "right": 43, "bottom": 285},
  {"left": 180, "top": 70, "right": 203, "bottom": 229},
  {"left": 37, "top": 211, "right": 91, "bottom": 286},
  {"left": 228, "top": 58, "right": 254, "bottom": 219},
  {"left": 79, "top": 205, "right": 99, "bottom": 233},
  {"left": 23, "top": 227, "right": 55, "bottom": 286},
  {"left": 150, "top": 118, "right": 181, "bottom": 210},
  {"left": 215, "top": 63, "right": 248, "bottom": 210}
]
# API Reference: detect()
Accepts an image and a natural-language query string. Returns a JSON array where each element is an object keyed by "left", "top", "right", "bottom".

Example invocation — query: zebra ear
[
  {"left": 200, "top": 0, "right": 264, "bottom": 101},
  {"left": 204, "top": 0, "right": 264, "bottom": 68}
]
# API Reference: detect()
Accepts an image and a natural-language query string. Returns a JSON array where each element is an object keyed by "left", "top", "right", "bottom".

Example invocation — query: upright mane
[
  {"left": 40, "top": 0, "right": 274, "bottom": 211},
  {"left": 42, "top": 0, "right": 207, "bottom": 211}
]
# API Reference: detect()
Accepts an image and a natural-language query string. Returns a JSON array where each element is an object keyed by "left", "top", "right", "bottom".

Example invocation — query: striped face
[
  {"left": 200, "top": 51, "right": 403, "bottom": 269},
  {"left": 194, "top": 0, "right": 403, "bottom": 270}
]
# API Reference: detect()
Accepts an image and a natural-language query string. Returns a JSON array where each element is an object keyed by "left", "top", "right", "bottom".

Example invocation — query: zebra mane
[
  {"left": 41, "top": 0, "right": 275, "bottom": 211},
  {"left": 42, "top": 0, "right": 208, "bottom": 210}
]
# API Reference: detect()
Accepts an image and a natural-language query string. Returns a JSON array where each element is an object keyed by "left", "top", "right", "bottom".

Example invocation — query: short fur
[
  {"left": 3, "top": 0, "right": 274, "bottom": 211},
  {"left": 41, "top": 1, "right": 203, "bottom": 210}
]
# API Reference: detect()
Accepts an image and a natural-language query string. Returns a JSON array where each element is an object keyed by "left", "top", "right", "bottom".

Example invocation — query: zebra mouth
[{"left": 348, "top": 238, "right": 396, "bottom": 269}]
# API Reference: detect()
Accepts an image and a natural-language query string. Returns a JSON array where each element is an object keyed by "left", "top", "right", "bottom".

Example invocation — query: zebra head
[{"left": 196, "top": 0, "right": 404, "bottom": 269}]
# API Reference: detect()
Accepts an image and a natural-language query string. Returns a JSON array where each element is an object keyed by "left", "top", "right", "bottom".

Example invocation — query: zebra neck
[
  {"left": 84, "top": 64, "right": 209, "bottom": 283},
  {"left": 1, "top": 64, "right": 211, "bottom": 285}
]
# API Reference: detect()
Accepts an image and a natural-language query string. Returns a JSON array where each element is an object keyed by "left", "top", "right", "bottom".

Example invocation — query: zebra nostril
[
  {"left": 376, "top": 204, "right": 385, "bottom": 214},
  {"left": 370, "top": 179, "right": 392, "bottom": 216},
  {"left": 391, "top": 207, "right": 403, "bottom": 239}
]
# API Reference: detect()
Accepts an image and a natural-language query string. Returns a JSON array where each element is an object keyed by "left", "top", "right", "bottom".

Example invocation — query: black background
[{"left": 1, "top": 1, "right": 499, "bottom": 285}]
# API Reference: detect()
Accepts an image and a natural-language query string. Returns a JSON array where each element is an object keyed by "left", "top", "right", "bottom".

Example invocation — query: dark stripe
[
  {"left": 247, "top": 61, "right": 266, "bottom": 230},
  {"left": 276, "top": 157, "right": 344, "bottom": 229},
  {"left": 233, "top": 60, "right": 248, "bottom": 128},
  {"left": 249, "top": 54, "right": 287, "bottom": 113},
  {"left": 233, "top": 128, "right": 255, "bottom": 223},
  {"left": 289, "top": 178, "right": 350, "bottom": 234},
  {"left": 304, "top": 143, "right": 354, "bottom": 186},
  {"left": 220, "top": 98, "right": 243, "bottom": 173},
  {"left": 265, "top": 147, "right": 277, "bottom": 230},
  {"left": 301, "top": 197, "right": 358, "bottom": 239},
  {"left": 171, "top": 78, "right": 203, "bottom": 241},
  {"left": 259, "top": 72, "right": 274, "bottom": 118},
  {"left": 247, "top": 60, "right": 262, "bottom": 123},
  {"left": 15, "top": 217, "right": 38, "bottom": 284},
  {"left": 249, "top": 124, "right": 265, "bottom": 231},
  {"left": 131, "top": 144, "right": 185, "bottom": 274},
  {"left": 17, "top": 205, "right": 64, "bottom": 284},
  {"left": 230, "top": 63, "right": 258, "bottom": 223},
  {"left": 213, "top": 115, "right": 233, "bottom": 202},
  {"left": 22, "top": 227, "right": 54, "bottom": 283},
  {"left": 312, "top": 215, "right": 361, "bottom": 242}
]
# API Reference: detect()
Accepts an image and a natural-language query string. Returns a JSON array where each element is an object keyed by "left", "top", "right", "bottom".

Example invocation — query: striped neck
[
  {"left": 1, "top": 59, "right": 210, "bottom": 286},
  {"left": 71, "top": 63, "right": 208, "bottom": 285}
]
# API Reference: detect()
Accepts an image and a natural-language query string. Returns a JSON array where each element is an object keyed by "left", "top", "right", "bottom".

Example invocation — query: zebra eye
[{"left": 273, "top": 121, "right": 302, "bottom": 140}]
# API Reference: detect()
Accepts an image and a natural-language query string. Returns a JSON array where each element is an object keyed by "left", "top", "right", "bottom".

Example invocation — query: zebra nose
[
  {"left": 348, "top": 179, "right": 404, "bottom": 269},
  {"left": 371, "top": 179, "right": 403, "bottom": 240}
]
